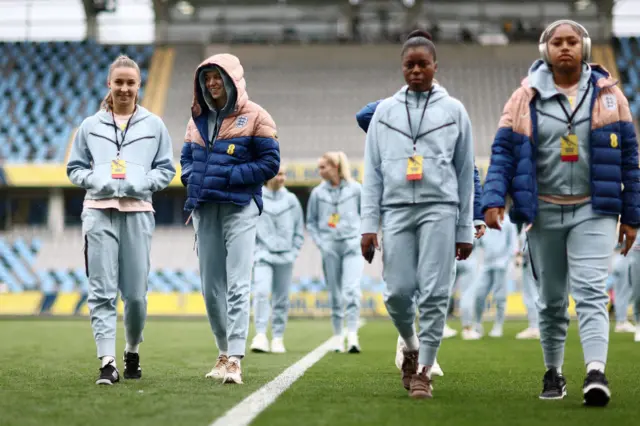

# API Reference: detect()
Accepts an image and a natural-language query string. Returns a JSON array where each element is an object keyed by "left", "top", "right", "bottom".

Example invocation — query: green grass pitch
[{"left": 1, "top": 318, "right": 638, "bottom": 426}]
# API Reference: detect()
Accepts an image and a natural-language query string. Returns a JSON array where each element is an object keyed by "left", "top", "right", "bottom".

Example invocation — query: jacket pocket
[
  {"left": 380, "top": 158, "right": 414, "bottom": 203},
  {"left": 88, "top": 162, "right": 119, "bottom": 198},
  {"left": 122, "top": 162, "right": 150, "bottom": 199}
]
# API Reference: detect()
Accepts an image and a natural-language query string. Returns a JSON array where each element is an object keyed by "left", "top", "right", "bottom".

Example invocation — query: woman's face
[
  {"left": 318, "top": 157, "right": 338, "bottom": 182},
  {"left": 548, "top": 24, "right": 583, "bottom": 72},
  {"left": 402, "top": 46, "right": 437, "bottom": 92},
  {"left": 108, "top": 67, "right": 140, "bottom": 110},
  {"left": 204, "top": 69, "right": 226, "bottom": 100},
  {"left": 272, "top": 167, "right": 287, "bottom": 188}
]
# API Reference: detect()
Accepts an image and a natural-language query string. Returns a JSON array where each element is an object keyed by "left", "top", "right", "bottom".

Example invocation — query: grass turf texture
[{"left": 1, "top": 319, "right": 639, "bottom": 426}]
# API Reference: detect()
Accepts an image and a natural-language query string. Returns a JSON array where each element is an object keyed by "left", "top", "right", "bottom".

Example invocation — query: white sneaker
[
  {"left": 635, "top": 324, "right": 640, "bottom": 342},
  {"left": 489, "top": 325, "right": 503, "bottom": 338},
  {"left": 431, "top": 358, "right": 444, "bottom": 377},
  {"left": 205, "top": 354, "right": 228, "bottom": 380},
  {"left": 395, "top": 335, "right": 406, "bottom": 370},
  {"left": 347, "top": 332, "right": 361, "bottom": 353},
  {"left": 223, "top": 358, "right": 243, "bottom": 384},
  {"left": 442, "top": 324, "right": 458, "bottom": 339},
  {"left": 516, "top": 327, "right": 540, "bottom": 340},
  {"left": 615, "top": 321, "right": 636, "bottom": 333},
  {"left": 250, "top": 333, "right": 270, "bottom": 353},
  {"left": 331, "top": 335, "right": 345, "bottom": 353},
  {"left": 271, "top": 337, "right": 286, "bottom": 353},
  {"left": 462, "top": 328, "right": 482, "bottom": 340}
]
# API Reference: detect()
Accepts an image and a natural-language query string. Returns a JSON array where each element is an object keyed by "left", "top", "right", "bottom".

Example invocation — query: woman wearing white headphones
[{"left": 482, "top": 20, "right": 640, "bottom": 407}]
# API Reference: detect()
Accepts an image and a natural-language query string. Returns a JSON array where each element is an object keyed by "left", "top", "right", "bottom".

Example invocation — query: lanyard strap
[
  {"left": 405, "top": 87, "right": 433, "bottom": 153},
  {"left": 332, "top": 185, "right": 342, "bottom": 212},
  {"left": 112, "top": 107, "right": 136, "bottom": 157},
  {"left": 555, "top": 85, "right": 590, "bottom": 133}
]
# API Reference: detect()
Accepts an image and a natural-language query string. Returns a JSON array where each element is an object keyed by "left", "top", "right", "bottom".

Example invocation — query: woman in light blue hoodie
[
  {"left": 360, "top": 30, "right": 475, "bottom": 399},
  {"left": 307, "top": 151, "right": 363, "bottom": 354},
  {"left": 67, "top": 55, "right": 176, "bottom": 385},
  {"left": 250, "top": 165, "right": 304, "bottom": 354}
]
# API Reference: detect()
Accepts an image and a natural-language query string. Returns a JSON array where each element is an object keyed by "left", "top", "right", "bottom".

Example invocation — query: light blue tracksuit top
[
  {"left": 477, "top": 214, "right": 518, "bottom": 270},
  {"left": 360, "top": 84, "right": 474, "bottom": 244},
  {"left": 255, "top": 186, "right": 305, "bottom": 265},
  {"left": 307, "top": 179, "right": 362, "bottom": 248}
]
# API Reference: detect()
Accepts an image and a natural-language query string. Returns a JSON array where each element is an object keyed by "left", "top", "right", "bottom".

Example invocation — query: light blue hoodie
[
  {"left": 360, "top": 84, "right": 475, "bottom": 243},
  {"left": 477, "top": 214, "right": 518, "bottom": 270},
  {"left": 529, "top": 60, "right": 592, "bottom": 196},
  {"left": 306, "top": 179, "right": 362, "bottom": 249},
  {"left": 255, "top": 186, "right": 305, "bottom": 264},
  {"left": 67, "top": 106, "right": 176, "bottom": 202}
]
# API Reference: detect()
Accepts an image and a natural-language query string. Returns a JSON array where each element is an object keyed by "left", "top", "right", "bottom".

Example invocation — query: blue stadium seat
[
  {"left": 181, "top": 269, "right": 202, "bottom": 292},
  {"left": 51, "top": 269, "right": 76, "bottom": 292},
  {"left": 0, "top": 262, "right": 23, "bottom": 292},
  {"left": 0, "top": 239, "right": 36, "bottom": 288},
  {"left": 12, "top": 238, "right": 36, "bottom": 267},
  {"left": 38, "top": 270, "right": 57, "bottom": 293}
]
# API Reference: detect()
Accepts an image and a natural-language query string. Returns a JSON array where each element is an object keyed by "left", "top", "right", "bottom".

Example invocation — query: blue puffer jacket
[
  {"left": 481, "top": 62, "right": 640, "bottom": 226},
  {"left": 180, "top": 54, "right": 280, "bottom": 213},
  {"left": 356, "top": 99, "right": 485, "bottom": 222}
]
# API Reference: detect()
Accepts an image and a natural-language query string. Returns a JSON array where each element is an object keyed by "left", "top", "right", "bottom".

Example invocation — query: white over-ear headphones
[{"left": 538, "top": 19, "right": 591, "bottom": 64}]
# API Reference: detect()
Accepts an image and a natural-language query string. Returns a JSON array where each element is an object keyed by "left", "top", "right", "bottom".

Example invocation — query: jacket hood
[
  {"left": 191, "top": 53, "right": 248, "bottom": 118},
  {"left": 96, "top": 105, "right": 152, "bottom": 126},
  {"left": 392, "top": 83, "right": 449, "bottom": 107},
  {"left": 522, "top": 59, "right": 618, "bottom": 97}
]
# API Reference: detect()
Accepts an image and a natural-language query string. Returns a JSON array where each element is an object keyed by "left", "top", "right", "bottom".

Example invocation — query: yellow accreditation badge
[
  {"left": 328, "top": 213, "right": 340, "bottom": 228},
  {"left": 560, "top": 134, "right": 578, "bottom": 162},
  {"left": 111, "top": 159, "right": 127, "bottom": 179},
  {"left": 406, "top": 154, "right": 423, "bottom": 181}
]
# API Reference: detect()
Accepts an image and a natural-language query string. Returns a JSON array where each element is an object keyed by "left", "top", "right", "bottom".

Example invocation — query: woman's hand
[
  {"left": 484, "top": 207, "right": 505, "bottom": 230},
  {"left": 361, "top": 233, "right": 379, "bottom": 260},
  {"left": 456, "top": 243, "right": 473, "bottom": 260},
  {"left": 619, "top": 224, "right": 637, "bottom": 256},
  {"left": 474, "top": 224, "right": 486, "bottom": 239}
]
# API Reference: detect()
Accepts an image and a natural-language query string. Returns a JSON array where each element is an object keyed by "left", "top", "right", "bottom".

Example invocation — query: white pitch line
[{"left": 210, "top": 325, "right": 363, "bottom": 426}]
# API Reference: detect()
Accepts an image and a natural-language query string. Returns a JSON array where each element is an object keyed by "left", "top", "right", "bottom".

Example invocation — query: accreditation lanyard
[
  {"left": 112, "top": 107, "right": 136, "bottom": 158},
  {"left": 405, "top": 86, "right": 433, "bottom": 155},
  {"left": 555, "top": 85, "right": 590, "bottom": 135}
]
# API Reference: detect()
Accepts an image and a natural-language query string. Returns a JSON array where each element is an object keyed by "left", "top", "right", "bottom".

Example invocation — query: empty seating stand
[
  {"left": 0, "top": 41, "right": 153, "bottom": 162},
  {"left": 613, "top": 37, "right": 640, "bottom": 120}
]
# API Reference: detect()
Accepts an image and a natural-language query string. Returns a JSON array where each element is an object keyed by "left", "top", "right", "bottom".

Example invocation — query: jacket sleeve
[
  {"left": 617, "top": 89, "right": 640, "bottom": 227},
  {"left": 360, "top": 105, "right": 384, "bottom": 234},
  {"left": 356, "top": 100, "right": 383, "bottom": 133},
  {"left": 306, "top": 188, "right": 322, "bottom": 248},
  {"left": 146, "top": 120, "right": 176, "bottom": 192},
  {"left": 180, "top": 119, "right": 195, "bottom": 187},
  {"left": 229, "top": 110, "right": 280, "bottom": 186},
  {"left": 292, "top": 195, "right": 305, "bottom": 253},
  {"left": 453, "top": 104, "right": 475, "bottom": 244},
  {"left": 67, "top": 118, "right": 94, "bottom": 189},
  {"left": 473, "top": 165, "right": 484, "bottom": 223},
  {"left": 481, "top": 90, "right": 519, "bottom": 213}
]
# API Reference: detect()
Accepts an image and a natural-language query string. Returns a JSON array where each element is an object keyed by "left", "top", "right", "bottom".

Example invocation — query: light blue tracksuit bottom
[
  {"left": 522, "top": 259, "right": 540, "bottom": 329},
  {"left": 627, "top": 251, "right": 640, "bottom": 323},
  {"left": 253, "top": 261, "right": 294, "bottom": 338},
  {"left": 613, "top": 256, "right": 632, "bottom": 323},
  {"left": 474, "top": 268, "right": 508, "bottom": 327},
  {"left": 454, "top": 256, "right": 477, "bottom": 327},
  {"left": 83, "top": 208, "right": 154, "bottom": 359},
  {"left": 321, "top": 238, "right": 363, "bottom": 336},
  {"left": 527, "top": 201, "right": 617, "bottom": 368},
  {"left": 193, "top": 202, "right": 259, "bottom": 357},
  {"left": 382, "top": 204, "right": 457, "bottom": 367}
]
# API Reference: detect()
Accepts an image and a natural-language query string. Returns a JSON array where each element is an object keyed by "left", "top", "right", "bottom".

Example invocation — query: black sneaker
[
  {"left": 539, "top": 368, "right": 567, "bottom": 400},
  {"left": 96, "top": 360, "right": 120, "bottom": 385},
  {"left": 123, "top": 351, "right": 142, "bottom": 379},
  {"left": 583, "top": 370, "right": 611, "bottom": 407}
]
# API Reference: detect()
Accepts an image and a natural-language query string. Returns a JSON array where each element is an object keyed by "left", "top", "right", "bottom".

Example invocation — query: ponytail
[
  {"left": 323, "top": 151, "right": 352, "bottom": 182},
  {"left": 101, "top": 54, "right": 141, "bottom": 112}
]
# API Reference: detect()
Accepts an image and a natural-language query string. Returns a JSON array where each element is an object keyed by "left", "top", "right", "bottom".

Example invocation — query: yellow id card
[
  {"left": 111, "top": 159, "right": 127, "bottom": 179},
  {"left": 560, "top": 134, "right": 578, "bottom": 162},
  {"left": 328, "top": 213, "right": 340, "bottom": 228},
  {"left": 406, "top": 155, "right": 423, "bottom": 181}
]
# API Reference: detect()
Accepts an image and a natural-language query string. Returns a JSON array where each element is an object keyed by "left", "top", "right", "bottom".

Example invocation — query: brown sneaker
[
  {"left": 401, "top": 349, "right": 419, "bottom": 390},
  {"left": 409, "top": 369, "right": 433, "bottom": 399},
  {"left": 223, "top": 359, "right": 243, "bottom": 384},
  {"left": 205, "top": 355, "right": 229, "bottom": 380}
]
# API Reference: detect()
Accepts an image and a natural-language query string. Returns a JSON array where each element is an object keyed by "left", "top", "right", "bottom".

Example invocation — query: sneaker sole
[
  {"left": 96, "top": 379, "right": 117, "bottom": 385},
  {"left": 583, "top": 384, "right": 611, "bottom": 407},
  {"left": 223, "top": 376, "right": 243, "bottom": 384},
  {"left": 409, "top": 391, "right": 432, "bottom": 399},
  {"left": 123, "top": 374, "right": 142, "bottom": 380},
  {"left": 539, "top": 388, "right": 567, "bottom": 400}
]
